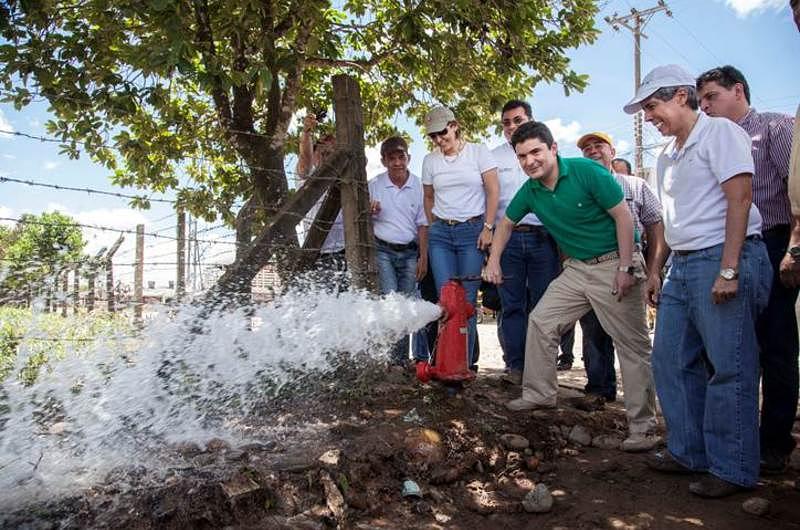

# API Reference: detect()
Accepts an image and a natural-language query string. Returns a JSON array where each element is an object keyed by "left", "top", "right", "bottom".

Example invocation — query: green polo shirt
[{"left": 505, "top": 156, "right": 630, "bottom": 260}]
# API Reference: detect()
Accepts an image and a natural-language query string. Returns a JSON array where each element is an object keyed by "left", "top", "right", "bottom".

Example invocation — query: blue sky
[{"left": 1, "top": 0, "right": 798, "bottom": 286}]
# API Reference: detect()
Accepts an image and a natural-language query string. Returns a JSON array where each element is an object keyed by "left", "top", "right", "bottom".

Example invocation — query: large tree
[
  {"left": 0, "top": 0, "right": 598, "bottom": 273},
  {"left": 0, "top": 211, "right": 87, "bottom": 302}
]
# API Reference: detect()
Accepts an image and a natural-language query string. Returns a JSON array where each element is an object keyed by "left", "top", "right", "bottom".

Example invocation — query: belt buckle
[{"left": 446, "top": 218, "right": 458, "bottom": 225}]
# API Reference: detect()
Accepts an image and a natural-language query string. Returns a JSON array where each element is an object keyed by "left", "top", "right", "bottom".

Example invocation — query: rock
[
  {"left": 568, "top": 425, "right": 592, "bottom": 446},
  {"left": 742, "top": 497, "right": 770, "bottom": 516},
  {"left": 48, "top": 422, "right": 67, "bottom": 435},
  {"left": 206, "top": 438, "right": 231, "bottom": 452},
  {"left": 525, "top": 456, "right": 540, "bottom": 471},
  {"left": 319, "top": 471, "right": 346, "bottom": 521},
  {"left": 591, "top": 435, "right": 623, "bottom": 450},
  {"left": 521, "top": 483, "right": 554, "bottom": 513},
  {"left": 174, "top": 441, "right": 202, "bottom": 457},
  {"left": 224, "top": 449, "right": 248, "bottom": 462},
  {"left": 239, "top": 440, "right": 277, "bottom": 453},
  {"left": 318, "top": 449, "right": 341, "bottom": 468},
  {"left": 500, "top": 433, "right": 530, "bottom": 450},
  {"left": 475, "top": 460, "right": 485, "bottom": 474},
  {"left": 404, "top": 428, "right": 444, "bottom": 466},
  {"left": 434, "top": 512, "right": 451, "bottom": 523},
  {"left": 429, "top": 488, "right": 446, "bottom": 502},
  {"left": 507, "top": 451, "right": 523, "bottom": 468},
  {"left": 412, "top": 500, "right": 432, "bottom": 514},
  {"left": 220, "top": 473, "right": 261, "bottom": 500}
]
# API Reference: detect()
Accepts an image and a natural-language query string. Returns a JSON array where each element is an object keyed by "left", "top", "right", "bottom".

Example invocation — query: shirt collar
[
  {"left": 737, "top": 107, "right": 756, "bottom": 127},
  {"left": 380, "top": 171, "right": 412, "bottom": 189},
  {"left": 667, "top": 111, "right": 707, "bottom": 158}
]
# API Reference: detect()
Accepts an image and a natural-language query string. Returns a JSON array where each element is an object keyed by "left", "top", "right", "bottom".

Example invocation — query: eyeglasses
[{"left": 428, "top": 127, "right": 449, "bottom": 140}]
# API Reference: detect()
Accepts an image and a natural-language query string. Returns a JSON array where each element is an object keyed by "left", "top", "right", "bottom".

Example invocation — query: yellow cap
[{"left": 577, "top": 132, "right": 613, "bottom": 150}]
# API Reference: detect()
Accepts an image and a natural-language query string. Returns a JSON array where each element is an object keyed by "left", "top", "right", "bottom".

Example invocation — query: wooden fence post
[
  {"left": 177, "top": 209, "right": 186, "bottom": 300},
  {"left": 332, "top": 74, "right": 378, "bottom": 293},
  {"left": 134, "top": 224, "right": 144, "bottom": 327}
]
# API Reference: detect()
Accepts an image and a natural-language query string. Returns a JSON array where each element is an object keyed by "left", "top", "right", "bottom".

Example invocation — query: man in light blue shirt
[{"left": 369, "top": 136, "right": 429, "bottom": 364}]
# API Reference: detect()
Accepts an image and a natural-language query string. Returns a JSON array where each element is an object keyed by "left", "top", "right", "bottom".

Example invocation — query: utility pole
[
  {"left": 177, "top": 208, "right": 186, "bottom": 300},
  {"left": 605, "top": 0, "right": 672, "bottom": 177}
]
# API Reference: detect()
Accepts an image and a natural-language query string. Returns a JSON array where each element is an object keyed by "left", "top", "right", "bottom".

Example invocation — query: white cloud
[
  {"left": 43, "top": 161, "right": 60, "bottom": 171},
  {"left": 1, "top": 153, "right": 17, "bottom": 160},
  {"left": 365, "top": 145, "right": 384, "bottom": 180},
  {"left": 0, "top": 205, "right": 14, "bottom": 227},
  {"left": 721, "top": 0, "right": 785, "bottom": 17},
  {"left": 0, "top": 109, "right": 13, "bottom": 139},
  {"left": 615, "top": 139, "right": 631, "bottom": 156},
  {"left": 543, "top": 118, "right": 583, "bottom": 146}
]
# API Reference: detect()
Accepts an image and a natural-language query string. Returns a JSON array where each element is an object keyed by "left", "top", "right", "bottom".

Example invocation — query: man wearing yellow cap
[{"left": 575, "top": 132, "right": 666, "bottom": 404}]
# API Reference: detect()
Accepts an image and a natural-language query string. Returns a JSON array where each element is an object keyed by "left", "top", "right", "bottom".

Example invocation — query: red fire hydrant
[{"left": 416, "top": 279, "right": 476, "bottom": 383}]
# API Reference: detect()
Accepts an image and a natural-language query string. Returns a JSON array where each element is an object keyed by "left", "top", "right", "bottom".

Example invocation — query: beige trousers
[{"left": 521, "top": 254, "right": 657, "bottom": 433}]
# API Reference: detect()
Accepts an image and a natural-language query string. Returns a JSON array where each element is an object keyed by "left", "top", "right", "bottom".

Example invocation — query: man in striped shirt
[
  {"left": 697, "top": 65, "right": 799, "bottom": 474},
  {"left": 577, "top": 132, "right": 666, "bottom": 405}
]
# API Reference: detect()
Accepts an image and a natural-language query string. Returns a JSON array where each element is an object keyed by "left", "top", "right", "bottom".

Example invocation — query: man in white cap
[{"left": 624, "top": 64, "right": 772, "bottom": 498}]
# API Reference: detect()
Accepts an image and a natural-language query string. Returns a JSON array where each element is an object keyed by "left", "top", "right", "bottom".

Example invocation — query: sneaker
[
  {"left": 688, "top": 475, "right": 749, "bottom": 498},
  {"left": 556, "top": 359, "right": 573, "bottom": 371},
  {"left": 506, "top": 398, "right": 555, "bottom": 412},
  {"left": 501, "top": 369, "right": 523, "bottom": 386},
  {"left": 621, "top": 432, "right": 662, "bottom": 453}
]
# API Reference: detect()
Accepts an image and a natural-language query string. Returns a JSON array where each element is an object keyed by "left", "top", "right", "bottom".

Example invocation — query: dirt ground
[{"left": 3, "top": 320, "right": 800, "bottom": 529}]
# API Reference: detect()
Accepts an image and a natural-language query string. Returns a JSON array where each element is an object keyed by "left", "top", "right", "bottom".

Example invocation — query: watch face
[
  {"left": 720, "top": 269, "right": 736, "bottom": 280},
  {"left": 790, "top": 246, "right": 800, "bottom": 257}
]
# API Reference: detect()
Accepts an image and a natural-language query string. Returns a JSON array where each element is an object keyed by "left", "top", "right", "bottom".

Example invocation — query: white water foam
[{"left": 0, "top": 288, "right": 441, "bottom": 507}]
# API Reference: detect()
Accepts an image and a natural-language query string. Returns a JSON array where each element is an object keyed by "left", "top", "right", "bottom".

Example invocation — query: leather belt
[
  {"left": 434, "top": 215, "right": 482, "bottom": 226},
  {"left": 673, "top": 234, "right": 762, "bottom": 256},
  {"left": 582, "top": 250, "right": 620, "bottom": 265},
  {"left": 513, "top": 224, "right": 546, "bottom": 233},
  {"left": 376, "top": 237, "right": 418, "bottom": 252}
]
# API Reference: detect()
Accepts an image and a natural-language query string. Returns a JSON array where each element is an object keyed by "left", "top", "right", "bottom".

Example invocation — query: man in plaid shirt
[{"left": 576, "top": 132, "right": 666, "bottom": 405}]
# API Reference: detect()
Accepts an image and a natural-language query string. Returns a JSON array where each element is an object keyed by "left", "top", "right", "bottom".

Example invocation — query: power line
[{"left": 0, "top": 176, "right": 177, "bottom": 204}]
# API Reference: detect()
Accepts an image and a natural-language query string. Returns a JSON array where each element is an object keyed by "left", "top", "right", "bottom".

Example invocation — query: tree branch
[{"left": 191, "top": 0, "right": 232, "bottom": 127}]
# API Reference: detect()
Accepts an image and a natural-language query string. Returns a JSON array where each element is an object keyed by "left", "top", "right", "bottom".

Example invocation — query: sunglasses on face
[{"left": 428, "top": 127, "right": 449, "bottom": 140}]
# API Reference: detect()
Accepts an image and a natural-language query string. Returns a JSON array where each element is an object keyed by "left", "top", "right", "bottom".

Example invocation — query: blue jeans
[
  {"left": 428, "top": 217, "right": 485, "bottom": 368},
  {"left": 756, "top": 226, "right": 800, "bottom": 459},
  {"left": 497, "top": 228, "right": 560, "bottom": 371},
  {"left": 652, "top": 238, "right": 771, "bottom": 487},
  {"left": 376, "top": 242, "right": 419, "bottom": 363},
  {"left": 581, "top": 310, "right": 616, "bottom": 399}
]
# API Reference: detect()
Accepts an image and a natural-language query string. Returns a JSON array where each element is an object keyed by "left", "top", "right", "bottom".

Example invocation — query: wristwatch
[
  {"left": 483, "top": 222, "right": 494, "bottom": 231},
  {"left": 789, "top": 245, "right": 800, "bottom": 261},
  {"left": 617, "top": 265, "right": 635, "bottom": 275},
  {"left": 719, "top": 268, "right": 738, "bottom": 281}
]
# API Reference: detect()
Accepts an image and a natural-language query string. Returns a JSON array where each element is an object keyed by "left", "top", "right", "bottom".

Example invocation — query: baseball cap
[
  {"left": 577, "top": 131, "right": 613, "bottom": 150},
  {"left": 623, "top": 64, "right": 696, "bottom": 115},
  {"left": 380, "top": 136, "right": 409, "bottom": 157},
  {"left": 424, "top": 106, "right": 456, "bottom": 134}
]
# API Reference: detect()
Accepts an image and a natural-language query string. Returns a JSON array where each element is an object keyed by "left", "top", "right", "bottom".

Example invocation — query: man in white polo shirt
[
  {"left": 624, "top": 64, "right": 772, "bottom": 498},
  {"left": 369, "top": 136, "right": 429, "bottom": 365},
  {"left": 491, "top": 100, "right": 568, "bottom": 385}
]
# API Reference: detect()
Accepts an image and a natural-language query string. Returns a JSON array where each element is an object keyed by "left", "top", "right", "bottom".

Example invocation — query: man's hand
[
  {"left": 643, "top": 274, "right": 662, "bottom": 308},
  {"left": 477, "top": 228, "right": 493, "bottom": 250},
  {"left": 302, "top": 113, "right": 318, "bottom": 134},
  {"left": 370, "top": 200, "right": 381, "bottom": 215},
  {"left": 612, "top": 271, "right": 635, "bottom": 302},
  {"left": 779, "top": 253, "right": 800, "bottom": 288},
  {"left": 711, "top": 276, "right": 738, "bottom": 304},
  {"left": 416, "top": 253, "right": 428, "bottom": 281},
  {"left": 482, "top": 259, "right": 503, "bottom": 285}
]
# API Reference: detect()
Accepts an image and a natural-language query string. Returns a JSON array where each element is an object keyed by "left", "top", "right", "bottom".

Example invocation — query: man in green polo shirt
[{"left": 483, "top": 121, "right": 659, "bottom": 452}]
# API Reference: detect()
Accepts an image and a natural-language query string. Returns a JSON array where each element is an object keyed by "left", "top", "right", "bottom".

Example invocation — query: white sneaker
[{"left": 621, "top": 432, "right": 662, "bottom": 453}]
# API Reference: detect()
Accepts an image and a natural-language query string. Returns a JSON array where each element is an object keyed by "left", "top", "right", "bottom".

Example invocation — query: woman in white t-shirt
[{"left": 421, "top": 106, "right": 499, "bottom": 369}]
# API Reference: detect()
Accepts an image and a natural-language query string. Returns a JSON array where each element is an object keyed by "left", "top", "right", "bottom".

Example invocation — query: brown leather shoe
[
  {"left": 688, "top": 475, "right": 749, "bottom": 498},
  {"left": 646, "top": 452, "right": 700, "bottom": 475}
]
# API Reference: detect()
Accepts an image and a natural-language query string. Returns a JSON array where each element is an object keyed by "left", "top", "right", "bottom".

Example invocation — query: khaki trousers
[{"left": 521, "top": 255, "right": 657, "bottom": 433}]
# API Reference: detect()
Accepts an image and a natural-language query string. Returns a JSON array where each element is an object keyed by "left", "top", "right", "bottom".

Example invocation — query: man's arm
[
  {"left": 482, "top": 217, "right": 514, "bottom": 284},
  {"left": 297, "top": 114, "right": 316, "bottom": 179},
  {"left": 712, "top": 173, "right": 753, "bottom": 304},
  {"left": 643, "top": 221, "right": 670, "bottom": 307},
  {"left": 478, "top": 168, "right": 500, "bottom": 250},
  {"left": 416, "top": 225, "right": 429, "bottom": 281},
  {"left": 606, "top": 201, "right": 635, "bottom": 301},
  {"left": 779, "top": 217, "right": 800, "bottom": 287}
]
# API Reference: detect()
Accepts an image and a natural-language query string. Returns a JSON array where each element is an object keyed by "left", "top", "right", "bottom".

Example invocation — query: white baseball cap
[
  {"left": 623, "top": 64, "right": 696, "bottom": 115},
  {"left": 424, "top": 106, "right": 456, "bottom": 134}
]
